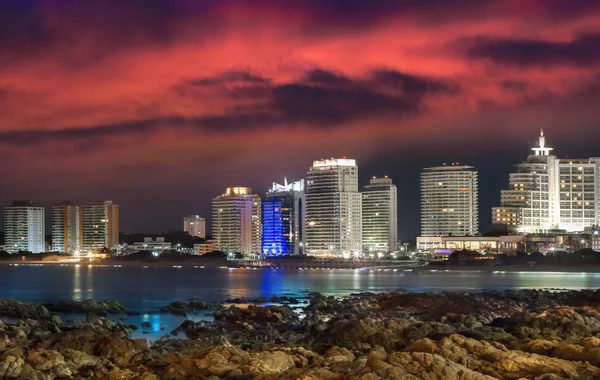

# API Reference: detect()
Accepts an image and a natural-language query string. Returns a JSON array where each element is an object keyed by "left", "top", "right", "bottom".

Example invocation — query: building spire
[{"left": 532, "top": 129, "right": 552, "bottom": 156}]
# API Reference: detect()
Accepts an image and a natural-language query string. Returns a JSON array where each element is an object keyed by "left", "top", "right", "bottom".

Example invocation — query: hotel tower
[
  {"left": 212, "top": 187, "right": 262, "bottom": 256},
  {"left": 304, "top": 158, "right": 362, "bottom": 257},
  {"left": 421, "top": 164, "right": 479, "bottom": 237}
]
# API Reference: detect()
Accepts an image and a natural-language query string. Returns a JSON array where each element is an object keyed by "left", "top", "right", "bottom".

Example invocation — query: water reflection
[
  {"left": 2, "top": 265, "right": 600, "bottom": 313},
  {"left": 73, "top": 265, "right": 81, "bottom": 300}
]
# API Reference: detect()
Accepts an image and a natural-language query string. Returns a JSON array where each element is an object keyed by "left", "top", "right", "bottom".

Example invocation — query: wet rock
[
  {"left": 160, "top": 300, "right": 222, "bottom": 316},
  {"left": 0, "top": 356, "right": 24, "bottom": 379},
  {"left": 0, "top": 300, "right": 51, "bottom": 320},
  {"left": 45, "top": 299, "right": 125, "bottom": 316}
]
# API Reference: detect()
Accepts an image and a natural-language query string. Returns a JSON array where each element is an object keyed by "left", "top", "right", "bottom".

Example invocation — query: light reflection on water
[{"left": 2, "top": 265, "right": 600, "bottom": 339}]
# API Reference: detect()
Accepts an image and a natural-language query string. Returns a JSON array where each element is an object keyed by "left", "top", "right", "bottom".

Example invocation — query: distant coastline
[{"left": 2, "top": 256, "right": 600, "bottom": 273}]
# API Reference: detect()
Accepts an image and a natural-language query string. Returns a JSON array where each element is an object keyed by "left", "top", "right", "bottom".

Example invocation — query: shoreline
[
  {"left": 3, "top": 259, "right": 600, "bottom": 274},
  {"left": 4, "top": 290, "right": 600, "bottom": 378}
]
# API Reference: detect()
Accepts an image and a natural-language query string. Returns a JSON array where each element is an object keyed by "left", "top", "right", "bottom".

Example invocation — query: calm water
[{"left": 2, "top": 264, "right": 600, "bottom": 339}]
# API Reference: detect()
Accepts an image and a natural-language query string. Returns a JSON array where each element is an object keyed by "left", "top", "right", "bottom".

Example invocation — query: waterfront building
[
  {"left": 421, "top": 164, "right": 479, "bottom": 236},
  {"left": 81, "top": 201, "right": 119, "bottom": 252},
  {"left": 212, "top": 187, "right": 261, "bottom": 256},
  {"left": 593, "top": 228, "right": 600, "bottom": 252},
  {"left": 4, "top": 201, "right": 45, "bottom": 253},
  {"left": 51, "top": 202, "right": 81, "bottom": 253},
  {"left": 305, "top": 158, "right": 362, "bottom": 257},
  {"left": 417, "top": 234, "right": 564, "bottom": 254},
  {"left": 184, "top": 215, "right": 206, "bottom": 238},
  {"left": 131, "top": 237, "right": 171, "bottom": 252},
  {"left": 262, "top": 179, "right": 305, "bottom": 256},
  {"left": 493, "top": 130, "right": 600, "bottom": 233},
  {"left": 194, "top": 240, "right": 214, "bottom": 255},
  {"left": 362, "top": 176, "right": 398, "bottom": 254}
]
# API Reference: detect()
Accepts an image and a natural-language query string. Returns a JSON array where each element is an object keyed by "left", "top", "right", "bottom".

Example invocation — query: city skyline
[
  {"left": 2, "top": 130, "right": 599, "bottom": 242},
  {"left": 1, "top": 1, "right": 600, "bottom": 238}
]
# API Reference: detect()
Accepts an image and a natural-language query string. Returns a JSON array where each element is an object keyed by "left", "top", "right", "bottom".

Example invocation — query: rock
[
  {"left": 243, "top": 351, "right": 295, "bottom": 374},
  {"left": 45, "top": 299, "right": 126, "bottom": 315},
  {"left": 324, "top": 346, "right": 355, "bottom": 364},
  {"left": 0, "top": 300, "right": 51, "bottom": 319},
  {"left": 0, "top": 356, "right": 24, "bottom": 379},
  {"left": 141, "top": 322, "right": 152, "bottom": 328}
]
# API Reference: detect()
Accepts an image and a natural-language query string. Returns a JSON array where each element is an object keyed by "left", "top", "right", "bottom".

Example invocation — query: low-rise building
[
  {"left": 194, "top": 240, "right": 215, "bottom": 255},
  {"left": 131, "top": 237, "right": 172, "bottom": 252},
  {"left": 417, "top": 235, "right": 566, "bottom": 254}
]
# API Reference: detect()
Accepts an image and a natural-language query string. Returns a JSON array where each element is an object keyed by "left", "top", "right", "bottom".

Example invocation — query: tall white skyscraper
[
  {"left": 362, "top": 176, "right": 398, "bottom": 254},
  {"left": 212, "top": 187, "right": 261, "bottom": 255},
  {"left": 184, "top": 215, "right": 206, "bottom": 238},
  {"left": 305, "top": 158, "right": 362, "bottom": 257},
  {"left": 421, "top": 165, "right": 479, "bottom": 237},
  {"left": 81, "top": 201, "right": 119, "bottom": 252},
  {"left": 493, "top": 130, "right": 600, "bottom": 233},
  {"left": 52, "top": 202, "right": 81, "bottom": 253},
  {"left": 4, "top": 201, "right": 45, "bottom": 253}
]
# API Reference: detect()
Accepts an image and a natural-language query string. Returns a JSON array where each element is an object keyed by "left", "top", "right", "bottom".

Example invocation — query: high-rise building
[
  {"left": 493, "top": 130, "right": 600, "bottom": 233},
  {"left": 212, "top": 187, "right": 261, "bottom": 256},
  {"left": 362, "top": 176, "right": 398, "bottom": 254},
  {"left": 262, "top": 179, "right": 305, "bottom": 256},
  {"left": 81, "top": 201, "right": 119, "bottom": 252},
  {"left": 305, "top": 158, "right": 362, "bottom": 257},
  {"left": 184, "top": 215, "right": 206, "bottom": 238},
  {"left": 4, "top": 201, "right": 45, "bottom": 253},
  {"left": 52, "top": 202, "right": 82, "bottom": 253},
  {"left": 421, "top": 164, "right": 479, "bottom": 237}
]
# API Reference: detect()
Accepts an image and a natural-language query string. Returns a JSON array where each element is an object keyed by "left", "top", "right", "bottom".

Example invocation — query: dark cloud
[
  {"left": 187, "top": 71, "right": 271, "bottom": 87},
  {"left": 1, "top": 68, "right": 456, "bottom": 146},
  {"left": 304, "top": 69, "right": 351, "bottom": 86},
  {"left": 370, "top": 70, "right": 458, "bottom": 95},
  {"left": 465, "top": 32, "right": 600, "bottom": 66}
]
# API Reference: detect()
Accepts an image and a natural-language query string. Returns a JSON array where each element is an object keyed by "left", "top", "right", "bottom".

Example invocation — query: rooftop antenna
[{"left": 532, "top": 128, "right": 552, "bottom": 156}]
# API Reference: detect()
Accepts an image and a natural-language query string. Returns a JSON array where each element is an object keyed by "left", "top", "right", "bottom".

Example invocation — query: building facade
[
  {"left": 362, "top": 177, "right": 398, "bottom": 254},
  {"left": 194, "top": 240, "right": 215, "bottom": 255},
  {"left": 51, "top": 202, "right": 81, "bottom": 253},
  {"left": 81, "top": 201, "right": 119, "bottom": 252},
  {"left": 493, "top": 130, "right": 600, "bottom": 233},
  {"left": 184, "top": 215, "right": 206, "bottom": 238},
  {"left": 421, "top": 164, "right": 479, "bottom": 237},
  {"left": 131, "top": 237, "right": 171, "bottom": 252},
  {"left": 305, "top": 158, "right": 362, "bottom": 257},
  {"left": 262, "top": 179, "right": 305, "bottom": 256},
  {"left": 212, "top": 187, "right": 261, "bottom": 256},
  {"left": 4, "top": 201, "right": 45, "bottom": 253}
]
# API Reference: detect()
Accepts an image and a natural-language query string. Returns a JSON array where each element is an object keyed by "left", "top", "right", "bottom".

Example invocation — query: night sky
[{"left": 1, "top": 0, "right": 600, "bottom": 239}]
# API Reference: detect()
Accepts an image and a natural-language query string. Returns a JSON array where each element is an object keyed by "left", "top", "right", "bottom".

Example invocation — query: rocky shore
[{"left": 4, "top": 290, "right": 600, "bottom": 379}]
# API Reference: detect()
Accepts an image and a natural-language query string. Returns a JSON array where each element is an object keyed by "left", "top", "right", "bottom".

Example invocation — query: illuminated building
[
  {"left": 493, "top": 130, "right": 600, "bottom": 233},
  {"left": 4, "top": 201, "right": 45, "bottom": 253},
  {"left": 305, "top": 158, "right": 362, "bottom": 257},
  {"left": 212, "top": 187, "right": 261, "bottom": 255},
  {"left": 81, "top": 201, "right": 119, "bottom": 252},
  {"left": 132, "top": 237, "right": 171, "bottom": 252},
  {"left": 262, "top": 179, "right": 305, "bottom": 256},
  {"left": 52, "top": 202, "right": 81, "bottom": 253},
  {"left": 194, "top": 240, "right": 214, "bottom": 255},
  {"left": 362, "top": 176, "right": 398, "bottom": 254},
  {"left": 421, "top": 164, "right": 479, "bottom": 236},
  {"left": 184, "top": 215, "right": 206, "bottom": 238},
  {"left": 593, "top": 228, "right": 600, "bottom": 252}
]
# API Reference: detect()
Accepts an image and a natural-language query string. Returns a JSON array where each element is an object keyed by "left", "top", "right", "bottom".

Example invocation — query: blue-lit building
[{"left": 262, "top": 179, "right": 305, "bottom": 256}]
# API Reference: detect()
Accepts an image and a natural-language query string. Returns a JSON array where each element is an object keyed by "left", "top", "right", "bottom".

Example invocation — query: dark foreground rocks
[
  {"left": 160, "top": 300, "right": 223, "bottom": 316},
  {"left": 44, "top": 300, "right": 126, "bottom": 317},
  {"left": 5, "top": 290, "right": 600, "bottom": 378}
]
